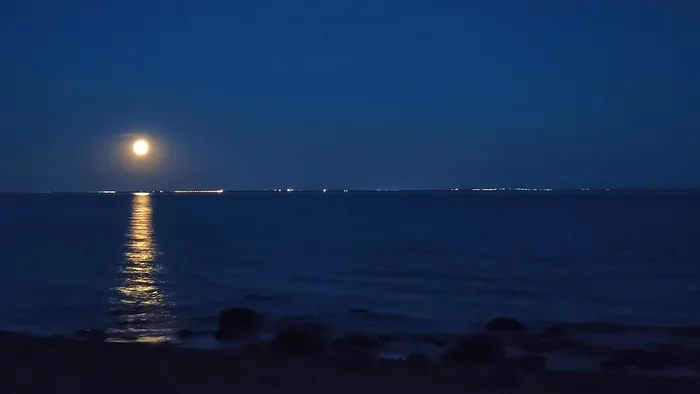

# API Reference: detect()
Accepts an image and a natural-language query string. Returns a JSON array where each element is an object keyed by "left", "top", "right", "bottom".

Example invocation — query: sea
[{"left": 1, "top": 191, "right": 699, "bottom": 374}]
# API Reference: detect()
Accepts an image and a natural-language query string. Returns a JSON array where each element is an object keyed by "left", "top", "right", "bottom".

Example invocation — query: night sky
[{"left": 1, "top": 1, "right": 698, "bottom": 192}]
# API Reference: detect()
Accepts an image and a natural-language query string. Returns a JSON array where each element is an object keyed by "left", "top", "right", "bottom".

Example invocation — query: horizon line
[{"left": 1, "top": 187, "right": 700, "bottom": 194}]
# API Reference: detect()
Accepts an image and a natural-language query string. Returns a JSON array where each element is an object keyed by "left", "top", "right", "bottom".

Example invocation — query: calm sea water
[{"left": 1, "top": 191, "right": 699, "bottom": 370}]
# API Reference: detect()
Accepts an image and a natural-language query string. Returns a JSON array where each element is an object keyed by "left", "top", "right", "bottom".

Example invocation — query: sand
[{"left": 1, "top": 331, "right": 698, "bottom": 394}]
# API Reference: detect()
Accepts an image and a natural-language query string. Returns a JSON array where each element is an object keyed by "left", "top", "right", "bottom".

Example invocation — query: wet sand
[{"left": 1, "top": 331, "right": 698, "bottom": 393}]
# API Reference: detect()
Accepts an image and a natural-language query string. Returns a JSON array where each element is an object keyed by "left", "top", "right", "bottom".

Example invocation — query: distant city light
[
  {"left": 470, "top": 187, "right": 554, "bottom": 192},
  {"left": 86, "top": 187, "right": 574, "bottom": 195},
  {"left": 173, "top": 190, "right": 224, "bottom": 194}
]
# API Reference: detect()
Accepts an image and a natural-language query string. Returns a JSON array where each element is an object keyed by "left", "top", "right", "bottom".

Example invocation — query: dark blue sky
[{"left": 1, "top": 0, "right": 698, "bottom": 191}]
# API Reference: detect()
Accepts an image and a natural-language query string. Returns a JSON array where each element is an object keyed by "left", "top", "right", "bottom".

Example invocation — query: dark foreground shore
[{"left": 1, "top": 331, "right": 698, "bottom": 394}]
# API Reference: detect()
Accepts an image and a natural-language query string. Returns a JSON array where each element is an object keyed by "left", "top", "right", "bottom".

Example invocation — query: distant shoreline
[{"left": 1, "top": 188, "right": 700, "bottom": 195}]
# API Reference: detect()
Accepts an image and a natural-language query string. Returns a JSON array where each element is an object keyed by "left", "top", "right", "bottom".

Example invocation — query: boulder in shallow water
[
  {"left": 614, "top": 349, "right": 681, "bottom": 370},
  {"left": 273, "top": 314, "right": 315, "bottom": 329},
  {"left": 178, "top": 329, "right": 212, "bottom": 340},
  {"left": 332, "top": 334, "right": 383, "bottom": 350},
  {"left": 270, "top": 328, "right": 328, "bottom": 355},
  {"left": 521, "top": 339, "right": 609, "bottom": 357},
  {"left": 216, "top": 307, "right": 261, "bottom": 340},
  {"left": 272, "top": 316, "right": 332, "bottom": 338},
  {"left": 391, "top": 332, "right": 457, "bottom": 346},
  {"left": 520, "top": 340, "right": 563, "bottom": 353},
  {"left": 543, "top": 325, "right": 564, "bottom": 338},
  {"left": 485, "top": 317, "right": 527, "bottom": 332},
  {"left": 509, "top": 355, "right": 546, "bottom": 371},
  {"left": 74, "top": 329, "right": 108, "bottom": 342},
  {"left": 443, "top": 334, "right": 506, "bottom": 365}
]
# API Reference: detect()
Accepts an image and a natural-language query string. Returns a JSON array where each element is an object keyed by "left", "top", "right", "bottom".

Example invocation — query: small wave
[
  {"left": 396, "top": 247, "right": 435, "bottom": 255},
  {"left": 520, "top": 278, "right": 565, "bottom": 285},
  {"left": 654, "top": 272, "right": 698, "bottom": 279},
  {"left": 245, "top": 293, "right": 288, "bottom": 302},
  {"left": 529, "top": 256, "right": 561, "bottom": 263},
  {"left": 357, "top": 269, "right": 431, "bottom": 280},
  {"left": 477, "top": 288, "right": 551, "bottom": 298},
  {"left": 358, "top": 269, "right": 498, "bottom": 283},
  {"left": 348, "top": 308, "right": 417, "bottom": 322},
  {"left": 588, "top": 296, "right": 625, "bottom": 306},
  {"left": 106, "top": 304, "right": 172, "bottom": 316},
  {"left": 115, "top": 317, "right": 172, "bottom": 326},
  {"left": 193, "top": 316, "right": 218, "bottom": 323}
]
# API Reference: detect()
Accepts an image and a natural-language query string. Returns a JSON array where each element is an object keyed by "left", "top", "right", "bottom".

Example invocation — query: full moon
[{"left": 133, "top": 139, "right": 150, "bottom": 156}]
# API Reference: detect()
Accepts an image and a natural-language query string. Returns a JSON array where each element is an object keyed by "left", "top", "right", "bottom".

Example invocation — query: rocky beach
[
  {"left": 2, "top": 330, "right": 698, "bottom": 394},
  {"left": 3, "top": 308, "right": 699, "bottom": 393}
]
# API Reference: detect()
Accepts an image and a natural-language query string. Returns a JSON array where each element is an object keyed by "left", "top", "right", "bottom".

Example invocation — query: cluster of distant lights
[
  {"left": 97, "top": 190, "right": 224, "bottom": 195},
  {"left": 272, "top": 189, "right": 349, "bottom": 193},
  {"left": 91, "top": 188, "right": 609, "bottom": 195},
  {"left": 173, "top": 190, "right": 224, "bottom": 194},
  {"left": 469, "top": 187, "right": 554, "bottom": 192}
]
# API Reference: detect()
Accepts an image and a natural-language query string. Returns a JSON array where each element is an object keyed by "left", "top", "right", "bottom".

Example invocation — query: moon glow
[{"left": 133, "top": 139, "right": 150, "bottom": 156}]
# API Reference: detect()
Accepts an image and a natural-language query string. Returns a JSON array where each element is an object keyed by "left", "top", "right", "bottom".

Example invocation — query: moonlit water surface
[
  {"left": 0, "top": 191, "right": 699, "bottom": 371},
  {"left": 110, "top": 193, "right": 176, "bottom": 342}
]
